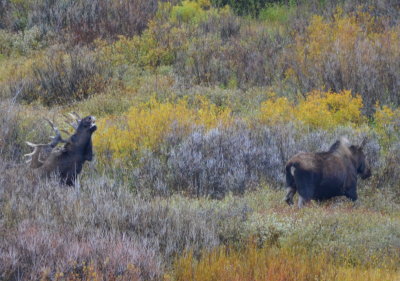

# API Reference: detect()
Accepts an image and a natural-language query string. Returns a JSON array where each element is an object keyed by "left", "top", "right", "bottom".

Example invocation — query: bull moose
[
  {"left": 284, "top": 137, "right": 371, "bottom": 208},
  {"left": 25, "top": 113, "right": 97, "bottom": 186}
]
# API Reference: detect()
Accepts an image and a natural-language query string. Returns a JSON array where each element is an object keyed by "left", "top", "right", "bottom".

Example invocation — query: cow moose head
[
  {"left": 25, "top": 113, "right": 97, "bottom": 186},
  {"left": 349, "top": 138, "right": 371, "bottom": 180}
]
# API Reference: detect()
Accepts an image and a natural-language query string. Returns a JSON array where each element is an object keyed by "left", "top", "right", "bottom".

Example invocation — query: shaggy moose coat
[{"left": 284, "top": 138, "right": 371, "bottom": 207}]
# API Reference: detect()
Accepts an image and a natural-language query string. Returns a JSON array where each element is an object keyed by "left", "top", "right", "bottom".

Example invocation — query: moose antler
[
  {"left": 44, "top": 118, "right": 68, "bottom": 147},
  {"left": 25, "top": 142, "right": 47, "bottom": 168},
  {"left": 25, "top": 118, "right": 69, "bottom": 168},
  {"left": 63, "top": 112, "right": 81, "bottom": 130}
]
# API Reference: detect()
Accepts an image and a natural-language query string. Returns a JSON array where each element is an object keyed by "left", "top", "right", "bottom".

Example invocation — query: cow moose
[
  {"left": 25, "top": 113, "right": 97, "bottom": 186},
  {"left": 284, "top": 137, "right": 371, "bottom": 208}
]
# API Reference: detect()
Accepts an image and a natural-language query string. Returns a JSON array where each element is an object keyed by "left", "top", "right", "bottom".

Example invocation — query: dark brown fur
[
  {"left": 284, "top": 138, "right": 371, "bottom": 207},
  {"left": 26, "top": 115, "right": 97, "bottom": 186}
]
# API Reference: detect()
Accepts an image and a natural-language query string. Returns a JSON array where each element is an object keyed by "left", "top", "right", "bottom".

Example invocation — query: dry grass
[
  {"left": 170, "top": 245, "right": 400, "bottom": 281},
  {"left": 1, "top": 157, "right": 399, "bottom": 280}
]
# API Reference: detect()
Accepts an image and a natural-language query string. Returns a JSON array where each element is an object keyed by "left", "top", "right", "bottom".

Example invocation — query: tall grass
[
  {"left": 170, "top": 243, "right": 400, "bottom": 281},
  {"left": 1, "top": 158, "right": 399, "bottom": 280}
]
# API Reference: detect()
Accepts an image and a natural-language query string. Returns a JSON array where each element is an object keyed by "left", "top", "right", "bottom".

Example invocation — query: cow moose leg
[
  {"left": 295, "top": 172, "right": 314, "bottom": 208},
  {"left": 298, "top": 195, "right": 310, "bottom": 208},
  {"left": 345, "top": 187, "right": 358, "bottom": 201},
  {"left": 64, "top": 172, "right": 76, "bottom": 186},
  {"left": 283, "top": 187, "right": 296, "bottom": 205}
]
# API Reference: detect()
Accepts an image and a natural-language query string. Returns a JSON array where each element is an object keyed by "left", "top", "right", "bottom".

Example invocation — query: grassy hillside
[{"left": 1, "top": 0, "right": 400, "bottom": 280}]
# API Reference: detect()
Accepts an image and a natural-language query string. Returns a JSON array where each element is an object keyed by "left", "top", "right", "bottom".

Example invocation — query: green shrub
[
  {"left": 0, "top": 101, "right": 50, "bottom": 160},
  {"left": 259, "top": 3, "right": 294, "bottom": 24},
  {"left": 19, "top": 47, "right": 109, "bottom": 106},
  {"left": 0, "top": 26, "right": 45, "bottom": 56},
  {"left": 211, "top": 0, "right": 279, "bottom": 17},
  {"left": 171, "top": 0, "right": 207, "bottom": 24}
]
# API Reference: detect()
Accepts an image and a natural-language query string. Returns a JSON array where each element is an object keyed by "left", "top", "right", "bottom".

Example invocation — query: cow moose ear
[{"left": 360, "top": 137, "right": 368, "bottom": 149}]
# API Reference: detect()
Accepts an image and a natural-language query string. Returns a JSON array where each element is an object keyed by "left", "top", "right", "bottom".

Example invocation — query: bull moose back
[
  {"left": 284, "top": 137, "right": 371, "bottom": 208},
  {"left": 25, "top": 113, "right": 97, "bottom": 186}
]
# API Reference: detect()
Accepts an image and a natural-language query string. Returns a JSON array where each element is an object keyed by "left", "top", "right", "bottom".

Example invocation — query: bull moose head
[{"left": 25, "top": 113, "right": 97, "bottom": 186}]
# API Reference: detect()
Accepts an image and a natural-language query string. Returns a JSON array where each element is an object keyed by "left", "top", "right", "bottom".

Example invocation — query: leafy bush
[
  {"left": 259, "top": 3, "right": 294, "bottom": 24},
  {"left": 0, "top": 30, "right": 15, "bottom": 56},
  {"left": 0, "top": 101, "right": 26, "bottom": 159},
  {"left": 0, "top": 26, "right": 46, "bottom": 56},
  {"left": 94, "top": 97, "right": 232, "bottom": 162},
  {"left": 258, "top": 94, "right": 294, "bottom": 125},
  {"left": 374, "top": 142, "right": 400, "bottom": 195},
  {"left": 0, "top": 0, "right": 180, "bottom": 43},
  {"left": 0, "top": 101, "right": 50, "bottom": 160},
  {"left": 287, "top": 12, "right": 400, "bottom": 110},
  {"left": 165, "top": 125, "right": 281, "bottom": 196},
  {"left": 199, "top": 8, "right": 241, "bottom": 41},
  {"left": 171, "top": 0, "right": 207, "bottom": 24},
  {"left": 295, "top": 0, "right": 400, "bottom": 22},
  {"left": 210, "top": 0, "right": 280, "bottom": 18},
  {"left": 259, "top": 90, "right": 365, "bottom": 129},
  {"left": 174, "top": 23, "right": 287, "bottom": 88},
  {"left": 18, "top": 47, "right": 108, "bottom": 106},
  {"left": 97, "top": 18, "right": 187, "bottom": 71},
  {"left": 373, "top": 104, "right": 400, "bottom": 151}
]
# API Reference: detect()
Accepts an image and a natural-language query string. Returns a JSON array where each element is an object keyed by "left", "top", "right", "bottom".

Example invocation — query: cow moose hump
[
  {"left": 25, "top": 113, "right": 97, "bottom": 186},
  {"left": 284, "top": 137, "right": 371, "bottom": 208}
]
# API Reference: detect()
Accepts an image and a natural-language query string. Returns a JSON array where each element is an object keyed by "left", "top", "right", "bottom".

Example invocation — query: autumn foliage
[
  {"left": 1, "top": 0, "right": 400, "bottom": 280},
  {"left": 170, "top": 243, "right": 399, "bottom": 281},
  {"left": 94, "top": 97, "right": 232, "bottom": 161},
  {"left": 259, "top": 90, "right": 365, "bottom": 129}
]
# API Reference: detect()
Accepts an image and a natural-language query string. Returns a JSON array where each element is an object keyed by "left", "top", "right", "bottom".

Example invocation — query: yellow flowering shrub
[
  {"left": 374, "top": 104, "right": 400, "bottom": 149},
  {"left": 296, "top": 90, "right": 364, "bottom": 130},
  {"left": 294, "top": 11, "right": 365, "bottom": 67},
  {"left": 259, "top": 95, "right": 294, "bottom": 125},
  {"left": 94, "top": 97, "right": 232, "bottom": 161},
  {"left": 259, "top": 90, "right": 365, "bottom": 130}
]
